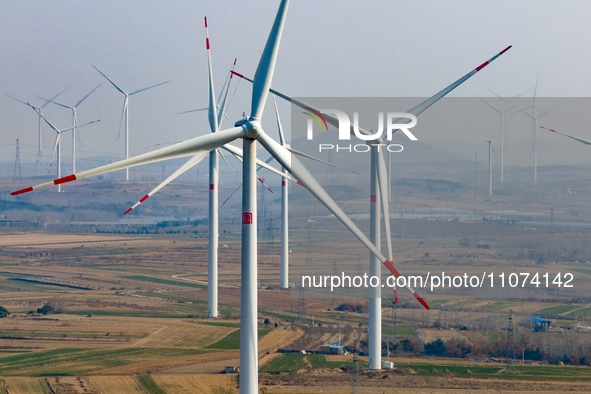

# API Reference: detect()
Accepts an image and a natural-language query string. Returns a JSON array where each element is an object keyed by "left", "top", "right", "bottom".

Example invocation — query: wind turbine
[
  {"left": 6, "top": 88, "right": 67, "bottom": 176},
  {"left": 39, "top": 84, "right": 101, "bottom": 174},
  {"left": 92, "top": 65, "right": 169, "bottom": 181},
  {"left": 478, "top": 90, "right": 529, "bottom": 182},
  {"left": 25, "top": 106, "right": 100, "bottom": 192},
  {"left": 233, "top": 42, "right": 511, "bottom": 369},
  {"left": 462, "top": 134, "right": 499, "bottom": 195},
  {"left": 541, "top": 126, "right": 591, "bottom": 145}
]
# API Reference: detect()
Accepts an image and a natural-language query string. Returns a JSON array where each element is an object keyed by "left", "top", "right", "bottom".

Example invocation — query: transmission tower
[
  {"left": 297, "top": 286, "right": 306, "bottom": 323},
  {"left": 35, "top": 148, "right": 43, "bottom": 176},
  {"left": 505, "top": 310, "right": 516, "bottom": 373},
  {"left": 13, "top": 139, "right": 22, "bottom": 183}
]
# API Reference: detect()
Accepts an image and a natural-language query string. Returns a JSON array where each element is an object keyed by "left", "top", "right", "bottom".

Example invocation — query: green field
[
  {"left": 136, "top": 375, "right": 167, "bottom": 394},
  {"left": 536, "top": 304, "right": 582, "bottom": 315},
  {"left": 0, "top": 347, "right": 208, "bottom": 376},
  {"left": 260, "top": 353, "right": 307, "bottom": 373},
  {"left": 207, "top": 329, "right": 271, "bottom": 350},
  {"left": 567, "top": 307, "right": 591, "bottom": 318}
]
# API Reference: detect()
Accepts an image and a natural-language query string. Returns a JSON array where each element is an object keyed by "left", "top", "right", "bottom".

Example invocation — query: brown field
[{"left": 0, "top": 204, "right": 590, "bottom": 393}]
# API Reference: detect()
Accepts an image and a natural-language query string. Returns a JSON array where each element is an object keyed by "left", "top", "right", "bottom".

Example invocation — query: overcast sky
[{"left": 1, "top": 0, "right": 590, "bottom": 170}]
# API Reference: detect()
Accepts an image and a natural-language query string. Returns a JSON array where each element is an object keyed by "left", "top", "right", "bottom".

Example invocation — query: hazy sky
[{"left": 1, "top": 0, "right": 590, "bottom": 170}]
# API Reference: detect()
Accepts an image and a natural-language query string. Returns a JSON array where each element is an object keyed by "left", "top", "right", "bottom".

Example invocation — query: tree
[
  {"left": 264, "top": 318, "right": 270, "bottom": 325},
  {"left": 0, "top": 306, "right": 9, "bottom": 318},
  {"left": 424, "top": 339, "right": 446, "bottom": 356}
]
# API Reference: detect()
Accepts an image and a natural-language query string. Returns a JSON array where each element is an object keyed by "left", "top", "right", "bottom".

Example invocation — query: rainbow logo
[{"left": 303, "top": 107, "right": 328, "bottom": 130}]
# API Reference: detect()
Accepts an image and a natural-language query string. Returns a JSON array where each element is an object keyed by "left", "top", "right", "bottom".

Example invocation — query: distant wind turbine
[
  {"left": 28, "top": 106, "right": 100, "bottom": 192},
  {"left": 6, "top": 88, "right": 67, "bottom": 175},
  {"left": 92, "top": 65, "right": 169, "bottom": 181},
  {"left": 39, "top": 84, "right": 101, "bottom": 174}
]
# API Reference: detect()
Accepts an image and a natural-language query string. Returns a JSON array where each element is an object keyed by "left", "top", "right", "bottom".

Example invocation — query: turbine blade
[
  {"left": 75, "top": 83, "right": 101, "bottom": 108},
  {"left": 50, "top": 134, "right": 60, "bottom": 168},
  {"left": 40, "top": 87, "right": 68, "bottom": 109},
  {"left": 475, "top": 96, "right": 505, "bottom": 116},
  {"left": 541, "top": 126, "right": 591, "bottom": 145},
  {"left": 257, "top": 176, "right": 274, "bottom": 194},
  {"left": 57, "top": 119, "right": 101, "bottom": 133},
  {"left": 117, "top": 98, "right": 127, "bottom": 141},
  {"left": 204, "top": 16, "right": 219, "bottom": 134},
  {"left": 219, "top": 183, "right": 242, "bottom": 211},
  {"left": 491, "top": 141, "right": 500, "bottom": 166},
  {"left": 406, "top": 45, "right": 512, "bottom": 117},
  {"left": 32, "top": 106, "right": 61, "bottom": 134},
  {"left": 129, "top": 80, "right": 169, "bottom": 95},
  {"left": 257, "top": 131, "right": 429, "bottom": 309},
  {"left": 220, "top": 144, "right": 291, "bottom": 180},
  {"left": 249, "top": 0, "right": 290, "bottom": 121},
  {"left": 272, "top": 93, "right": 286, "bottom": 146},
  {"left": 124, "top": 152, "right": 208, "bottom": 215},
  {"left": 287, "top": 147, "right": 362, "bottom": 176},
  {"left": 37, "top": 96, "right": 72, "bottom": 110},
  {"left": 11, "top": 126, "right": 245, "bottom": 195},
  {"left": 218, "top": 148, "right": 240, "bottom": 182},
  {"left": 92, "top": 64, "right": 127, "bottom": 95},
  {"left": 217, "top": 58, "right": 237, "bottom": 127},
  {"left": 6, "top": 94, "right": 40, "bottom": 110},
  {"left": 176, "top": 107, "right": 208, "bottom": 115},
  {"left": 376, "top": 150, "right": 393, "bottom": 262}
]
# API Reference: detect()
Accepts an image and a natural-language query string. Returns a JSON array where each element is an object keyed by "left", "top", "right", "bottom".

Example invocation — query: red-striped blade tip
[
  {"left": 54, "top": 174, "right": 77, "bottom": 185},
  {"left": 233, "top": 58, "right": 237, "bottom": 65},
  {"left": 413, "top": 292, "right": 430, "bottom": 310},
  {"left": 230, "top": 70, "right": 244, "bottom": 78},
  {"left": 204, "top": 16, "right": 208, "bottom": 28},
  {"left": 267, "top": 187, "right": 274, "bottom": 194},
  {"left": 393, "top": 289, "right": 399, "bottom": 304},
  {"left": 11, "top": 186, "right": 33, "bottom": 196},
  {"left": 383, "top": 260, "right": 401, "bottom": 277},
  {"left": 139, "top": 194, "right": 149, "bottom": 203},
  {"left": 123, "top": 207, "right": 133, "bottom": 216},
  {"left": 500, "top": 45, "right": 512, "bottom": 55}
]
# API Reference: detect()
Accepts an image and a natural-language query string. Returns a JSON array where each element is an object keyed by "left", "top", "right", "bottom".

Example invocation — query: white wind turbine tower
[
  {"left": 234, "top": 42, "right": 511, "bottom": 369},
  {"left": 92, "top": 65, "right": 169, "bottom": 181},
  {"left": 12, "top": 1, "right": 511, "bottom": 389},
  {"left": 39, "top": 84, "right": 101, "bottom": 174},
  {"left": 6, "top": 89, "right": 67, "bottom": 176}
]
